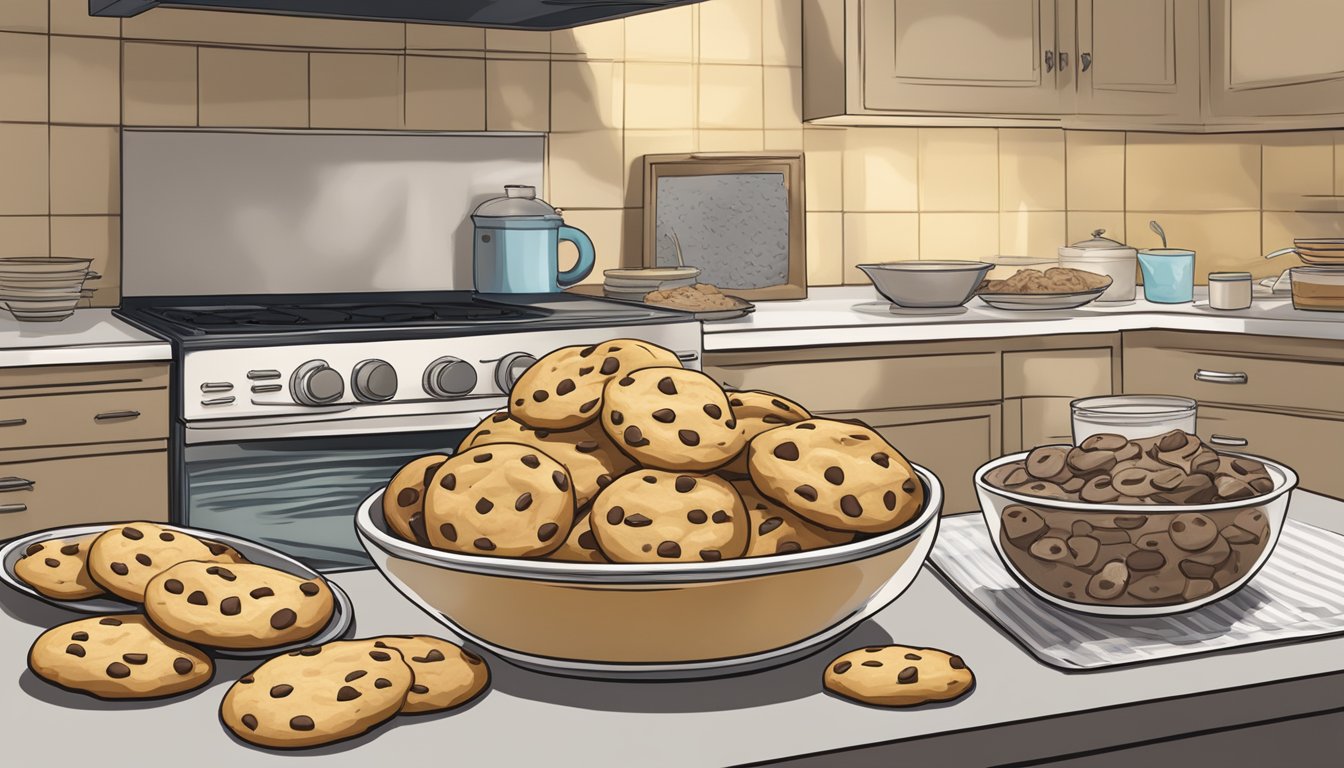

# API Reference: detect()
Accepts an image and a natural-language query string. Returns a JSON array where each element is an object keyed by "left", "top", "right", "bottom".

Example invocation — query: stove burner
[
  {"left": 134, "top": 297, "right": 545, "bottom": 336},
  {"left": 349, "top": 304, "right": 439, "bottom": 322}
]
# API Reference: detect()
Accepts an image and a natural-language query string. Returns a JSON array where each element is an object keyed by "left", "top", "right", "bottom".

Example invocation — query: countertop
[
  {"left": 6, "top": 493, "right": 1344, "bottom": 766},
  {"left": 703, "top": 287, "right": 1344, "bottom": 352},
  {"left": 0, "top": 310, "right": 171, "bottom": 367}
]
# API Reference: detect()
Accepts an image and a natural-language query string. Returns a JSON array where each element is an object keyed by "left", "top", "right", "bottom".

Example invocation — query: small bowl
[
  {"left": 1290, "top": 266, "right": 1344, "bottom": 311},
  {"left": 974, "top": 451, "right": 1297, "bottom": 617},
  {"left": 857, "top": 261, "right": 994, "bottom": 309}
]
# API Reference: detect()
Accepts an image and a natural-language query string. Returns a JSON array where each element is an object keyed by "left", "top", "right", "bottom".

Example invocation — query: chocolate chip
[
  {"left": 106, "top": 662, "right": 131, "bottom": 679},
  {"left": 271, "top": 609, "right": 297, "bottom": 629},
  {"left": 135, "top": 553, "right": 153, "bottom": 567},
  {"left": 99, "top": 618, "right": 121, "bottom": 626},
  {"left": 440, "top": 473, "right": 457, "bottom": 490},
  {"left": 24, "top": 543, "right": 43, "bottom": 556},
  {"left": 726, "top": 419, "right": 737, "bottom": 429},
  {"left": 553, "top": 471, "right": 570, "bottom": 491},
  {"left": 186, "top": 590, "right": 207, "bottom": 606},
  {"left": 795, "top": 485, "right": 818, "bottom": 502},
  {"left": 538, "top": 523, "right": 559, "bottom": 542},
  {"left": 240, "top": 714, "right": 258, "bottom": 731},
  {"left": 678, "top": 430, "right": 700, "bottom": 446},
  {"left": 290, "top": 716, "right": 315, "bottom": 731},
  {"left": 110, "top": 562, "right": 129, "bottom": 576},
  {"left": 60, "top": 543, "right": 80, "bottom": 556},
  {"left": 270, "top": 684, "right": 293, "bottom": 698},
  {"left": 883, "top": 491, "right": 897, "bottom": 511},
  {"left": 220, "top": 596, "right": 242, "bottom": 615},
  {"left": 824, "top": 467, "right": 845, "bottom": 485},
  {"left": 416, "top": 649, "right": 446, "bottom": 663},
  {"left": 375, "top": 677, "right": 392, "bottom": 688},
  {"left": 462, "top": 651, "right": 484, "bottom": 665},
  {"left": 687, "top": 509, "right": 707, "bottom": 524},
  {"left": 905, "top": 653, "right": 922, "bottom": 660},
  {"left": 600, "top": 357, "right": 620, "bottom": 375},
  {"left": 556, "top": 378, "right": 576, "bottom": 396},
  {"left": 624, "top": 514, "right": 653, "bottom": 527},
  {"left": 712, "top": 510, "right": 731, "bottom": 524},
  {"left": 642, "top": 475, "right": 657, "bottom": 483},
  {"left": 624, "top": 426, "right": 649, "bottom": 447},
  {"left": 410, "top": 684, "right": 429, "bottom": 695},
  {"left": 580, "top": 398, "right": 600, "bottom": 413},
  {"left": 700, "top": 548, "right": 722, "bottom": 561},
  {"left": 174, "top": 657, "right": 194, "bottom": 675},
  {"left": 703, "top": 403, "right": 722, "bottom": 419},
  {"left": 840, "top": 495, "right": 863, "bottom": 517},
  {"left": 578, "top": 530, "right": 599, "bottom": 550},
  {"left": 440, "top": 523, "right": 458, "bottom": 542},
  {"left": 207, "top": 565, "right": 236, "bottom": 581},
  {"left": 606, "top": 506, "right": 625, "bottom": 525},
  {"left": 531, "top": 390, "right": 549, "bottom": 403},
  {"left": 579, "top": 344, "right": 596, "bottom": 357},
  {"left": 397, "top": 487, "right": 420, "bottom": 508},
  {"left": 121, "top": 526, "right": 144, "bottom": 540},
  {"left": 476, "top": 498, "right": 494, "bottom": 514},
  {"left": 657, "top": 541, "right": 682, "bottom": 558},
  {"left": 43, "top": 557, "right": 59, "bottom": 568},
  {"left": 337, "top": 685, "right": 362, "bottom": 701},
  {"left": 832, "top": 661, "right": 852, "bottom": 674},
  {"left": 596, "top": 474, "right": 613, "bottom": 488},
  {"left": 675, "top": 476, "right": 696, "bottom": 493},
  {"left": 575, "top": 441, "right": 599, "bottom": 453},
  {"left": 521, "top": 454, "right": 540, "bottom": 469},
  {"left": 773, "top": 442, "right": 800, "bottom": 461},
  {"left": 759, "top": 517, "right": 783, "bottom": 535},
  {"left": 898, "top": 666, "right": 919, "bottom": 684},
  {"left": 121, "top": 653, "right": 148, "bottom": 665},
  {"left": 902, "top": 479, "right": 917, "bottom": 494},
  {"left": 369, "top": 650, "right": 392, "bottom": 661},
  {"left": 776, "top": 541, "right": 802, "bottom": 554},
  {"left": 473, "top": 452, "right": 493, "bottom": 463},
  {"left": 578, "top": 366, "right": 594, "bottom": 376},
  {"left": 344, "top": 671, "right": 367, "bottom": 683},
  {"left": 298, "top": 647, "right": 321, "bottom": 656},
  {"left": 762, "top": 415, "right": 785, "bottom": 424},
  {"left": 862, "top": 660, "right": 883, "bottom": 667},
  {"left": 299, "top": 582, "right": 320, "bottom": 597},
  {"left": 66, "top": 643, "right": 85, "bottom": 657},
  {"left": 474, "top": 537, "right": 496, "bottom": 551},
  {"left": 71, "top": 631, "right": 88, "bottom": 641}
]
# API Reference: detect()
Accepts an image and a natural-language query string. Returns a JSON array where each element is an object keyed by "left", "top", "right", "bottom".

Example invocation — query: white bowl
[{"left": 857, "top": 261, "right": 994, "bottom": 308}]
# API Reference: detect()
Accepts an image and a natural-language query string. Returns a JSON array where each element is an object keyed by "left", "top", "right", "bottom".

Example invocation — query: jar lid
[
  {"left": 472, "top": 185, "right": 561, "bottom": 220},
  {"left": 1208, "top": 272, "right": 1252, "bottom": 280},
  {"left": 1067, "top": 229, "right": 1129, "bottom": 250}
]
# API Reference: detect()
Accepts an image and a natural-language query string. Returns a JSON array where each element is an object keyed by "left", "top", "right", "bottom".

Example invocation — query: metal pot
[{"left": 1057, "top": 229, "right": 1138, "bottom": 302}]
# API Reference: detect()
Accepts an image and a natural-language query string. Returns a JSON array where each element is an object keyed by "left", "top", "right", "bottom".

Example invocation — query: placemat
[{"left": 929, "top": 513, "right": 1344, "bottom": 669}]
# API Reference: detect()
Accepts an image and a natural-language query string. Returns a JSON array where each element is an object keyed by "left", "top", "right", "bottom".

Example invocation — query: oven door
[{"left": 181, "top": 418, "right": 476, "bottom": 571}]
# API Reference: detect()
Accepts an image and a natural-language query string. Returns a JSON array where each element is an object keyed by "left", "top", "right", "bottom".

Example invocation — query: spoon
[{"left": 1149, "top": 220, "right": 1168, "bottom": 248}]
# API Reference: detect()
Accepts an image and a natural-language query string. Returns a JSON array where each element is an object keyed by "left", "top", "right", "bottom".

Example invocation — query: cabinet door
[
  {"left": 1197, "top": 406, "right": 1344, "bottom": 500},
  {"left": 861, "top": 0, "right": 1063, "bottom": 115},
  {"left": 0, "top": 447, "right": 168, "bottom": 539},
  {"left": 1075, "top": 0, "right": 1200, "bottom": 120},
  {"left": 1208, "top": 0, "right": 1344, "bottom": 119}
]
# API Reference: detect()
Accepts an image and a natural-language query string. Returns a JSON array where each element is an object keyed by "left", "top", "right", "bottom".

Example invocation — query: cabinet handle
[
  {"left": 1044, "top": 50, "right": 1055, "bottom": 73},
  {"left": 1194, "top": 369, "right": 1248, "bottom": 385},
  {"left": 0, "top": 503, "right": 26, "bottom": 514},
  {"left": 0, "top": 477, "right": 35, "bottom": 492},
  {"left": 1081, "top": 52, "right": 1092, "bottom": 72},
  {"left": 94, "top": 410, "right": 141, "bottom": 422},
  {"left": 1058, "top": 51, "right": 1069, "bottom": 71},
  {"left": 0, "top": 418, "right": 26, "bottom": 428},
  {"left": 1210, "top": 434, "right": 1249, "bottom": 447}
]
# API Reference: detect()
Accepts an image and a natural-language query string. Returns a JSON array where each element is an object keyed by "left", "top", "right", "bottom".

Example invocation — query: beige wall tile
[
  {"left": 763, "top": 66, "right": 801, "bottom": 129},
  {"left": 1000, "top": 129, "right": 1065, "bottom": 211},
  {"left": 552, "top": 60, "right": 623, "bottom": 132},
  {"left": 486, "top": 29, "right": 551, "bottom": 54},
  {"left": 123, "top": 43, "right": 197, "bottom": 127},
  {"left": 700, "top": 0, "right": 763, "bottom": 64},
  {"left": 803, "top": 127, "right": 844, "bottom": 212},
  {"left": 1336, "top": 132, "right": 1344, "bottom": 196},
  {"left": 0, "top": 0, "right": 46, "bottom": 33},
  {"left": 622, "top": 208, "right": 645, "bottom": 269},
  {"left": 1262, "top": 132, "right": 1333, "bottom": 209},
  {"left": 699, "top": 64, "right": 762, "bottom": 129},
  {"left": 918, "top": 128, "right": 998, "bottom": 212},
  {"left": 199, "top": 48, "right": 307, "bottom": 127},
  {"left": 556, "top": 208, "right": 626, "bottom": 285},
  {"left": 625, "top": 5, "right": 694, "bottom": 61},
  {"left": 51, "top": 216, "right": 119, "bottom": 306},
  {"left": 806, "top": 211, "right": 842, "bottom": 285},
  {"left": 1067, "top": 212, "right": 1126, "bottom": 247},
  {"left": 1125, "top": 211, "right": 1262, "bottom": 282},
  {"left": 123, "top": 9, "right": 403, "bottom": 49},
  {"left": 920, "top": 212, "right": 999, "bottom": 261},
  {"left": 407, "top": 25, "right": 483, "bottom": 51},
  {"left": 1126, "top": 133, "right": 1260, "bottom": 211},
  {"left": 764, "top": 128, "right": 803, "bottom": 151},
  {"left": 1000, "top": 211, "right": 1065, "bottom": 258},
  {"left": 698, "top": 130, "right": 765, "bottom": 152},
  {"left": 310, "top": 53, "right": 403, "bottom": 130},
  {"left": 0, "top": 123, "right": 48, "bottom": 215},
  {"left": 623, "top": 130, "right": 697, "bottom": 208},
  {"left": 843, "top": 212, "right": 918, "bottom": 283},
  {"left": 843, "top": 128, "right": 917, "bottom": 212},
  {"left": 0, "top": 32, "right": 46, "bottom": 122},
  {"left": 50, "top": 126, "right": 119, "bottom": 215},
  {"left": 625, "top": 62, "right": 694, "bottom": 130},
  {"left": 762, "top": 0, "right": 803, "bottom": 67},
  {"left": 50, "top": 35, "right": 120, "bottom": 125},
  {"left": 0, "top": 217, "right": 49, "bottom": 257},
  {"left": 405, "top": 56, "right": 485, "bottom": 131},
  {"left": 552, "top": 19, "right": 625, "bottom": 60},
  {"left": 1263, "top": 210, "right": 1344, "bottom": 257},
  {"left": 486, "top": 59, "right": 549, "bottom": 132},
  {"left": 1065, "top": 130, "right": 1124, "bottom": 210},
  {"left": 51, "top": 0, "right": 120, "bottom": 36},
  {"left": 549, "top": 131, "right": 625, "bottom": 209}
]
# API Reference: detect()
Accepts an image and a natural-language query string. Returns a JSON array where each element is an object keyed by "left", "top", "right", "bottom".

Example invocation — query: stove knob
[
  {"left": 495, "top": 352, "right": 538, "bottom": 393},
  {"left": 352, "top": 359, "right": 398, "bottom": 403},
  {"left": 290, "top": 360, "right": 344, "bottom": 406},
  {"left": 423, "top": 357, "right": 478, "bottom": 399}
]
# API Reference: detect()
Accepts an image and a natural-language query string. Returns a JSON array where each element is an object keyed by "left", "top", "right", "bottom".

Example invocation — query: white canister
[
  {"left": 1208, "top": 271, "right": 1252, "bottom": 310},
  {"left": 1058, "top": 229, "right": 1138, "bottom": 302}
]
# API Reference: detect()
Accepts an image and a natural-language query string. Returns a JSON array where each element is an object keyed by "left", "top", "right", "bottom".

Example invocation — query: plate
[
  {"left": 977, "top": 286, "right": 1109, "bottom": 311},
  {"left": 0, "top": 522, "right": 354, "bottom": 658},
  {"left": 589, "top": 290, "right": 755, "bottom": 321},
  {"left": 852, "top": 301, "right": 969, "bottom": 318}
]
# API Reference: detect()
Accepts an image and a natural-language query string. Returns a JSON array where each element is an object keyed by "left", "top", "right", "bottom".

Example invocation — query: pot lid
[
  {"left": 472, "top": 185, "right": 561, "bottom": 220},
  {"left": 1065, "top": 229, "right": 1131, "bottom": 250}
]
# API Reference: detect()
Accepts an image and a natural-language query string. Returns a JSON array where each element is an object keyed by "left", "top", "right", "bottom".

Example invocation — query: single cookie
[
  {"left": 459, "top": 411, "right": 635, "bottom": 509},
  {"left": 87, "top": 522, "right": 243, "bottom": 602},
  {"left": 424, "top": 443, "right": 576, "bottom": 558},
  {"left": 749, "top": 419, "right": 925, "bottom": 534},
  {"left": 722, "top": 390, "right": 812, "bottom": 475},
  {"left": 369, "top": 636, "right": 490, "bottom": 714},
  {"left": 144, "top": 561, "right": 334, "bottom": 650},
  {"left": 509, "top": 339, "right": 682, "bottom": 430},
  {"left": 601, "top": 367, "right": 745, "bottom": 472},
  {"left": 824, "top": 646, "right": 973, "bottom": 708},
  {"left": 28, "top": 614, "right": 212, "bottom": 700},
  {"left": 736, "top": 480, "right": 853, "bottom": 557},
  {"left": 14, "top": 533, "right": 106, "bottom": 600},
  {"left": 545, "top": 511, "right": 610, "bottom": 563},
  {"left": 383, "top": 454, "right": 449, "bottom": 545},
  {"left": 589, "top": 470, "right": 748, "bottom": 563},
  {"left": 220, "top": 639, "right": 413, "bottom": 750}
]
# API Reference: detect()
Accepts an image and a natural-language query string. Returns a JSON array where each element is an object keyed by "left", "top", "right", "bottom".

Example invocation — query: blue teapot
[{"left": 471, "top": 185, "right": 595, "bottom": 293}]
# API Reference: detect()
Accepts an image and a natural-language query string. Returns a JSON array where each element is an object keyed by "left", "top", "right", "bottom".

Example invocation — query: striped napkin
[{"left": 929, "top": 513, "right": 1344, "bottom": 669}]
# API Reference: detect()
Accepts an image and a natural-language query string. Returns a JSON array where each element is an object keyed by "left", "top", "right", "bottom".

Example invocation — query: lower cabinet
[
  {"left": 0, "top": 445, "right": 168, "bottom": 539},
  {"left": 1196, "top": 406, "right": 1344, "bottom": 501}
]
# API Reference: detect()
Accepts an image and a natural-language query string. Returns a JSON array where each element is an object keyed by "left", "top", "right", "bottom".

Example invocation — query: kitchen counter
[
  {"left": 6, "top": 493, "right": 1344, "bottom": 766},
  {"left": 0, "top": 310, "right": 171, "bottom": 367},
  {"left": 705, "top": 287, "right": 1344, "bottom": 352}
]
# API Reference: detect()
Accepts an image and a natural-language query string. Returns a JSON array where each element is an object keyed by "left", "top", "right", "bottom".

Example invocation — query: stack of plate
[
  {"left": 602, "top": 266, "right": 701, "bottom": 301},
  {"left": 0, "top": 257, "right": 97, "bottom": 322}
]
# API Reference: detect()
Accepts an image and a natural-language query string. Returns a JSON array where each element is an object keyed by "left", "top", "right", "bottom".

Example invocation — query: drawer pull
[
  {"left": 202, "top": 396, "right": 236, "bottom": 406},
  {"left": 247, "top": 370, "right": 282, "bottom": 381},
  {"left": 0, "top": 418, "right": 26, "bottom": 427},
  {"left": 201, "top": 382, "right": 234, "bottom": 393},
  {"left": 1210, "top": 434, "right": 1249, "bottom": 447},
  {"left": 0, "top": 477, "right": 35, "bottom": 493},
  {"left": 1194, "top": 369, "right": 1248, "bottom": 385},
  {"left": 0, "top": 503, "right": 27, "bottom": 514},
  {"left": 94, "top": 410, "right": 141, "bottom": 422}
]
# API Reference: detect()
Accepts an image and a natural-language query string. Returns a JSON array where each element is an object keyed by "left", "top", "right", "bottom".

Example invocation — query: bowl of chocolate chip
[{"left": 974, "top": 429, "right": 1297, "bottom": 616}]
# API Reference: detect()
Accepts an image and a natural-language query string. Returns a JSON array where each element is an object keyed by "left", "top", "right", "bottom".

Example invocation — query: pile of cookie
[{"left": 383, "top": 339, "right": 927, "bottom": 564}]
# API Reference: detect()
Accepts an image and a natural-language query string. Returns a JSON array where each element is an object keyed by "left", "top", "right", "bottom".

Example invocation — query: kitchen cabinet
[
  {"left": 1074, "top": 0, "right": 1200, "bottom": 124},
  {"left": 1001, "top": 336, "right": 1121, "bottom": 451},
  {"left": 0, "top": 362, "right": 169, "bottom": 539},
  {"left": 1196, "top": 405, "right": 1344, "bottom": 499}
]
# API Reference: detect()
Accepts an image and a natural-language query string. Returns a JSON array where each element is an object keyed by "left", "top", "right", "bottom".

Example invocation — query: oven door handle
[{"left": 184, "top": 410, "right": 491, "bottom": 444}]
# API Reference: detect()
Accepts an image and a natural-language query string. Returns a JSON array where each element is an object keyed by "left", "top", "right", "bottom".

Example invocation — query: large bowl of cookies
[
  {"left": 356, "top": 339, "right": 942, "bottom": 679},
  {"left": 975, "top": 430, "right": 1298, "bottom": 617}
]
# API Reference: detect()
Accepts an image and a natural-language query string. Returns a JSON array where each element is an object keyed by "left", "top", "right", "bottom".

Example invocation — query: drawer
[
  {"left": 1196, "top": 406, "right": 1344, "bottom": 500},
  {"left": 0, "top": 361, "right": 168, "bottom": 398},
  {"left": 1003, "top": 348, "right": 1114, "bottom": 399},
  {"left": 0, "top": 388, "right": 168, "bottom": 450},
  {"left": 0, "top": 448, "right": 168, "bottom": 539},
  {"left": 1124, "top": 343, "right": 1344, "bottom": 414}
]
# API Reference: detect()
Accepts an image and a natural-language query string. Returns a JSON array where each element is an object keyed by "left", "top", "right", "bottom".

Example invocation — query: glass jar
[{"left": 1070, "top": 395, "right": 1198, "bottom": 444}]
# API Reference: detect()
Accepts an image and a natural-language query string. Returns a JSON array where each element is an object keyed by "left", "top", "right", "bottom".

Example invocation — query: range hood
[{"left": 90, "top": 0, "right": 704, "bottom": 31}]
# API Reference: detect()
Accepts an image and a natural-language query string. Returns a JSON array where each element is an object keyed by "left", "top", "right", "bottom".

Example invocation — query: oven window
[{"left": 183, "top": 431, "right": 466, "bottom": 571}]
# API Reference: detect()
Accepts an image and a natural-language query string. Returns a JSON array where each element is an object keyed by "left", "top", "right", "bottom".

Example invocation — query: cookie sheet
[{"left": 930, "top": 514, "right": 1344, "bottom": 669}]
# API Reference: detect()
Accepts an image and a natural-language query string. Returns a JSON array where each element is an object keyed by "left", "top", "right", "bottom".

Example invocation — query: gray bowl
[{"left": 858, "top": 261, "right": 994, "bottom": 308}]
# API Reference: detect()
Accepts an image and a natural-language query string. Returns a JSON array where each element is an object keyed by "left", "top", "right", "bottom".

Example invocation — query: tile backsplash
[{"left": 1, "top": 0, "right": 1341, "bottom": 306}]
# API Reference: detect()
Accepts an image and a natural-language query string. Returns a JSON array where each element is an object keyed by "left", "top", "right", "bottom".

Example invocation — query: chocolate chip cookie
[
  {"left": 220, "top": 639, "right": 413, "bottom": 749},
  {"left": 87, "top": 522, "right": 242, "bottom": 602},
  {"left": 423, "top": 443, "right": 576, "bottom": 558},
  {"left": 589, "top": 470, "right": 748, "bottom": 563},
  {"left": 28, "top": 614, "right": 212, "bottom": 699},
  {"left": 823, "top": 645, "right": 973, "bottom": 708},
  {"left": 600, "top": 367, "right": 745, "bottom": 472},
  {"left": 369, "top": 636, "right": 490, "bottom": 714},
  {"left": 735, "top": 480, "right": 853, "bottom": 557},
  {"left": 721, "top": 389, "right": 811, "bottom": 475},
  {"left": 509, "top": 339, "right": 682, "bottom": 430},
  {"left": 545, "top": 511, "right": 611, "bottom": 563},
  {"left": 383, "top": 454, "right": 449, "bottom": 545},
  {"left": 14, "top": 533, "right": 106, "bottom": 600},
  {"left": 749, "top": 419, "right": 925, "bottom": 534},
  {"left": 144, "top": 561, "right": 334, "bottom": 650},
  {"left": 459, "top": 411, "right": 635, "bottom": 509}
]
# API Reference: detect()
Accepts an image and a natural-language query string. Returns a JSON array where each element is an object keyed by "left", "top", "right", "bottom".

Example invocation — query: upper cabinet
[{"left": 1074, "top": 0, "right": 1200, "bottom": 124}]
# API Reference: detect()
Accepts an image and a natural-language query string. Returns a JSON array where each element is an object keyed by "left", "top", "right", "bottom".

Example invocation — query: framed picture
[{"left": 642, "top": 152, "right": 806, "bottom": 300}]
